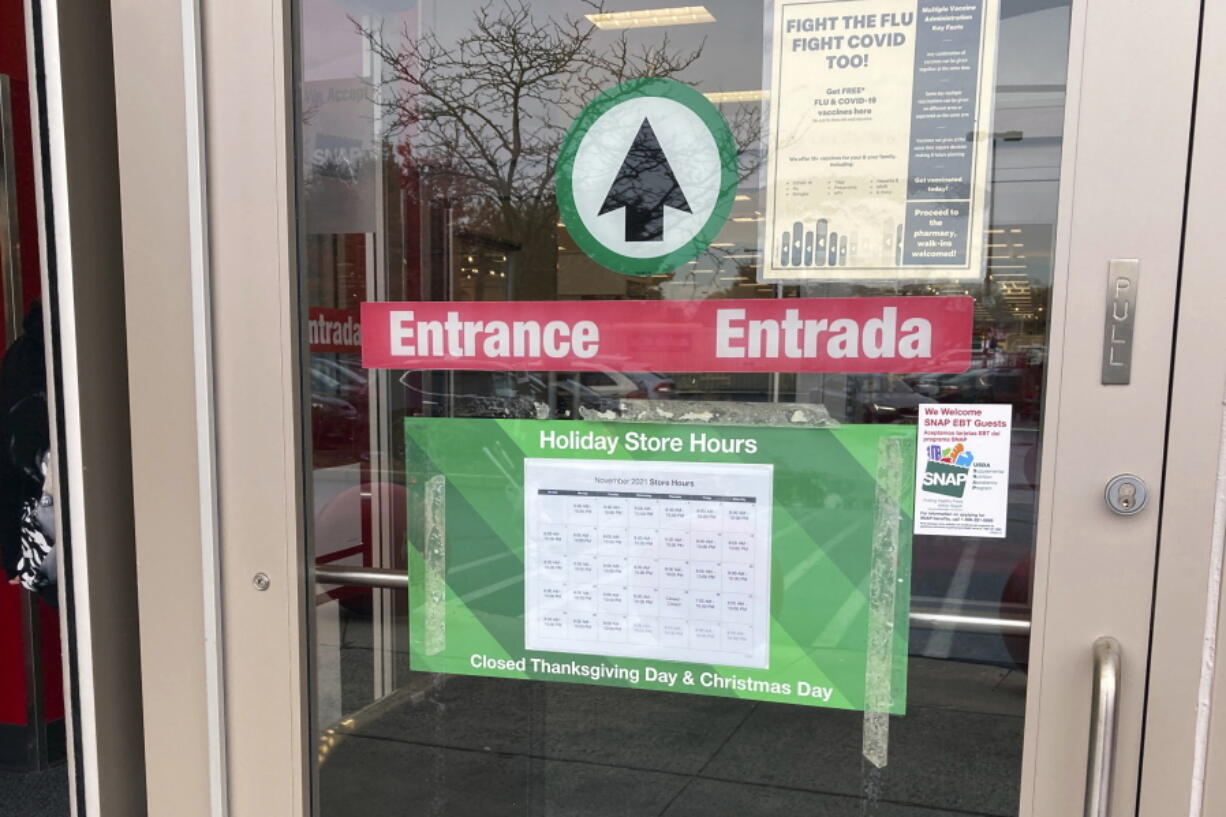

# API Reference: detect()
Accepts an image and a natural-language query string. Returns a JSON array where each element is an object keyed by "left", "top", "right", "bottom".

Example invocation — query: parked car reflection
[
  {"left": 576, "top": 371, "right": 676, "bottom": 400},
  {"left": 909, "top": 362, "right": 1042, "bottom": 422},
  {"left": 398, "top": 370, "right": 620, "bottom": 419},
  {"left": 310, "top": 357, "right": 367, "bottom": 465},
  {"left": 811, "top": 374, "right": 936, "bottom": 424}
]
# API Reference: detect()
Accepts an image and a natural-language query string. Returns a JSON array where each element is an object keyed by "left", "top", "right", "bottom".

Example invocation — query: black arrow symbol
[{"left": 599, "top": 118, "right": 692, "bottom": 242}]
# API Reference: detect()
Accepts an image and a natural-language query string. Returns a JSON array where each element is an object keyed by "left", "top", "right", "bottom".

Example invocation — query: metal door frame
[
  {"left": 1139, "top": 2, "right": 1226, "bottom": 815},
  {"left": 23, "top": 0, "right": 145, "bottom": 813},
  {"left": 106, "top": 1, "right": 1213, "bottom": 815}
]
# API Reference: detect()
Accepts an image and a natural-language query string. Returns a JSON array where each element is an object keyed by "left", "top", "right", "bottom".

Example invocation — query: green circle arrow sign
[{"left": 556, "top": 78, "right": 739, "bottom": 277}]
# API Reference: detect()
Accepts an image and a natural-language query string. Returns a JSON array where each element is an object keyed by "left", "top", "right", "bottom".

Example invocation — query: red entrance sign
[
  {"left": 361, "top": 297, "right": 972, "bottom": 373},
  {"left": 309, "top": 307, "right": 362, "bottom": 354}
]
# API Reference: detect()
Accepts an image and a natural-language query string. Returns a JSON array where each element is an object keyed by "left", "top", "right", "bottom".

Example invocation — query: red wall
[
  {"left": 1, "top": 0, "right": 42, "bottom": 326},
  {"left": 0, "top": 0, "right": 62, "bottom": 727},
  {"left": 0, "top": 584, "right": 25, "bottom": 723}
]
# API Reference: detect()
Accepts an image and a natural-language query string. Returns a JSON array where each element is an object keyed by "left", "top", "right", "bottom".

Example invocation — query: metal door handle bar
[
  {"left": 1085, "top": 636, "right": 1122, "bottom": 817},
  {"left": 313, "top": 564, "right": 1032, "bottom": 636},
  {"left": 316, "top": 564, "right": 402, "bottom": 590}
]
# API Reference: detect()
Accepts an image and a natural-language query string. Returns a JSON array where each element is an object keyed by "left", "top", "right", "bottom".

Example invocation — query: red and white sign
[
  {"left": 309, "top": 307, "right": 362, "bottom": 354},
  {"left": 361, "top": 297, "right": 972, "bottom": 373}
]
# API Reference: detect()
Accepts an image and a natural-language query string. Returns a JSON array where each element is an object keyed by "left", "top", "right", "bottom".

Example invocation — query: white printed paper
[
  {"left": 762, "top": 0, "right": 998, "bottom": 281},
  {"left": 523, "top": 458, "right": 773, "bottom": 668},
  {"left": 914, "top": 403, "right": 1012, "bottom": 538}
]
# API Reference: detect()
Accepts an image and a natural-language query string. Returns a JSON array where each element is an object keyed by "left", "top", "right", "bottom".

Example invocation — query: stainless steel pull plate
[
  {"left": 1085, "top": 637, "right": 1121, "bottom": 817},
  {"left": 1101, "top": 259, "right": 1140, "bottom": 385}
]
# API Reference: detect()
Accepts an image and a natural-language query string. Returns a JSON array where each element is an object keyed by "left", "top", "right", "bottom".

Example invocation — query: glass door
[
  {"left": 302, "top": 3, "right": 1061, "bottom": 815},
  {"left": 196, "top": 0, "right": 1205, "bottom": 814}
]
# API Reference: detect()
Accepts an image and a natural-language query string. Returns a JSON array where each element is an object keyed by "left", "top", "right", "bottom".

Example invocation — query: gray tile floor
[
  {"left": 317, "top": 656, "right": 1025, "bottom": 817},
  {"left": 0, "top": 765, "right": 70, "bottom": 817}
]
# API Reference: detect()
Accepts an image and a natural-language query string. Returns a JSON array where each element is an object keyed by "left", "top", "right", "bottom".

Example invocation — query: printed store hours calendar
[
  {"left": 523, "top": 458, "right": 774, "bottom": 669},
  {"left": 405, "top": 417, "right": 915, "bottom": 713}
]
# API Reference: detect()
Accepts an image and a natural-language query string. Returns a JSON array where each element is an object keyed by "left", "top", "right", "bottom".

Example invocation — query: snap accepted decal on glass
[
  {"left": 914, "top": 403, "right": 1013, "bottom": 538},
  {"left": 404, "top": 418, "right": 915, "bottom": 712},
  {"left": 761, "top": 0, "right": 1000, "bottom": 282},
  {"left": 555, "top": 77, "right": 739, "bottom": 276}
]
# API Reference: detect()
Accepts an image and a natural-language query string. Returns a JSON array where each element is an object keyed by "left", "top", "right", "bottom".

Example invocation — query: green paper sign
[
  {"left": 555, "top": 78, "right": 739, "bottom": 276},
  {"left": 405, "top": 418, "right": 915, "bottom": 713}
]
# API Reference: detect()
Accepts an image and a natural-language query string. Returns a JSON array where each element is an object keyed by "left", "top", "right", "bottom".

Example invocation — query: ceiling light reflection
[
  {"left": 705, "top": 90, "right": 768, "bottom": 105},
  {"left": 586, "top": 6, "right": 715, "bottom": 30}
]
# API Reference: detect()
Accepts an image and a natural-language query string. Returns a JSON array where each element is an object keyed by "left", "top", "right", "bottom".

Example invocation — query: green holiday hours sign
[
  {"left": 556, "top": 78, "right": 739, "bottom": 276},
  {"left": 405, "top": 418, "right": 916, "bottom": 713}
]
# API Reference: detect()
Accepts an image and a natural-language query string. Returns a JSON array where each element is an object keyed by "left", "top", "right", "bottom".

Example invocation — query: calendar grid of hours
[{"left": 523, "top": 459, "right": 773, "bottom": 669}]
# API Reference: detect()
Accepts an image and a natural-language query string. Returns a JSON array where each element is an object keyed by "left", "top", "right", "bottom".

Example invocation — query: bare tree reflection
[{"left": 358, "top": 1, "right": 760, "bottom": 299}]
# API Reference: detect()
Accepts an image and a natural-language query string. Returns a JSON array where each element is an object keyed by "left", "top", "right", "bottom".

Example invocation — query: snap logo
[{"left": 921, "top": 443, "right": 974, "bottom": 498}]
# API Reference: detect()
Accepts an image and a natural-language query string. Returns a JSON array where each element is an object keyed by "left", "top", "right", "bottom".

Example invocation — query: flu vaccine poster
[{"left": 761, "top": 0, "right": 999, "bottom": 281}]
